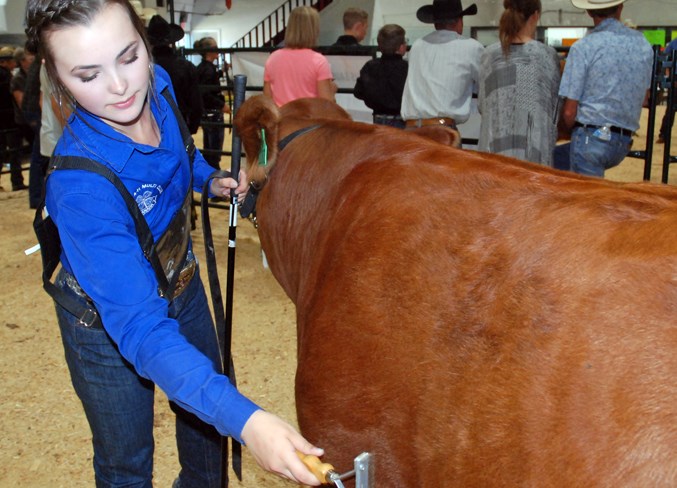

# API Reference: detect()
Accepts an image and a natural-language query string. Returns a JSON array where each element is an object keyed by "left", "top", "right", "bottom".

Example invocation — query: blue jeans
[
  {"left": 0, "top": 127, "right": 25, "bottom": 189},
  {"left": 570, "top": 126, "right": 631, "bottom": 178},
  {"left": 553, "top": 143, "right": 571, "bottom": 172},
  {"left": 55, "top": 266, "right": 223, "bottom": 488},
  {"left": 25, "top": 111, "right": 49, "bottom": 208},
  {"left": 201, "top": 112, "right": 225, "bottom": 170},
  {"left": 373, "top": 114, "right": 406, "bottom": 129},
  {"left": 659, "top": 104, "right": 675, "bottom": 141}
]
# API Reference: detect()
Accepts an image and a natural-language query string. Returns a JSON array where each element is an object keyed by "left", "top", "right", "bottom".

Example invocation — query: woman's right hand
[{"left": 241, "top": 410, "right": 325, "bottom": 485}]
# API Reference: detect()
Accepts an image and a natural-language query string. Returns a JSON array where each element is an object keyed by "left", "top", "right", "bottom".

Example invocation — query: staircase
[{"left": 232, "top": 0, "right": 334, "bottom": 48}]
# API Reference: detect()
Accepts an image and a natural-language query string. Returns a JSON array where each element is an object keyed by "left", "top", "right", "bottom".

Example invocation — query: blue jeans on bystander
[
  {"left": 24, "top": 111, "right": 49, "bottom": 208},
  {"left": 569, "top": 126, "right": 632, "bottom": 178},
  {"left": 201, "top": 111, "right": 225, "bottom": 170}
]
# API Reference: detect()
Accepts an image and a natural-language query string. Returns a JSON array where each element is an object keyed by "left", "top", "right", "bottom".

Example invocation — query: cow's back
[{"left": 241, "top": 102, "right": 677, "bottom": 487}]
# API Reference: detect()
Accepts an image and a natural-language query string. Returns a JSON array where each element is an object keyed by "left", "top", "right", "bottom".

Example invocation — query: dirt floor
[{"left": 1, "top": 106, "right": 675, "bottom": 487}]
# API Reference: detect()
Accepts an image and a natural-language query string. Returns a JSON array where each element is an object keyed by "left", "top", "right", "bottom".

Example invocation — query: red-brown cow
[{"left": 235, "top": 96, "right": 677, "bottom": 487}]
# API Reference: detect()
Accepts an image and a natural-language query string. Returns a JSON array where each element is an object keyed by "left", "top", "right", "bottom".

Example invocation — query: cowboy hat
[
  {"left": 571, "top": 0, "right": 625, "bottom": 9},
  {"left": 416, "top": 0, "right": 478, "bottom": 24},
  {"left": 0, "top": 46, "right": 15, "bottom": 60},
  {"left": 146, "top": 15, "right": 184, "bottom": 46}
]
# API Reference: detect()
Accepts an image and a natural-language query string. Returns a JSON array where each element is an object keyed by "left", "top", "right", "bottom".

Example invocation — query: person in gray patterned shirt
[
  {"left": 478, "top": 0, "right": 560, "bottom": 166},
  {"left": 559, "top": 0, "right": 652, "bottom": 177}
]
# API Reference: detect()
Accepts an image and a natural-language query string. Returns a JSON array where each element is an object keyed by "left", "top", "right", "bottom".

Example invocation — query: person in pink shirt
[{"left": 264, "top": 6, "right": 336, "bottom": 106}]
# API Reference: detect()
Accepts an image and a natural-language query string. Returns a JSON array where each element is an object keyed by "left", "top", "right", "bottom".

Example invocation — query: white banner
[{"left": 230, "top": 51, "right": 480, "bottom": 141}]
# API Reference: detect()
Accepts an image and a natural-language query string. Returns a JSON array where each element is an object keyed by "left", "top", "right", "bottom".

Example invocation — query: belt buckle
[
  {"left": 173, "top": 260, "right": 196, "bottom": 298},
  {"left": 78, "top": 308, "right": 99, "bottom": 328}
]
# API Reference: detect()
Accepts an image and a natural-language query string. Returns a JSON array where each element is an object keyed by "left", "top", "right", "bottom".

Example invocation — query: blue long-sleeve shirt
[{"left": 47, "top": 65, "right": 259, "bottom": 441}]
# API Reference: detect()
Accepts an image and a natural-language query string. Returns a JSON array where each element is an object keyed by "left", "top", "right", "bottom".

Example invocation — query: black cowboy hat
[
  {"left": 416, "top": 0, "right": 478, "bottom": 23},
  {"left": 146, "top": 15, "right": 184, "bottom": 46}
]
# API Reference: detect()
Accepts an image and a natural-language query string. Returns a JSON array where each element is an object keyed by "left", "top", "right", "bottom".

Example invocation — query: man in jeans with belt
[
  {"left": 559, "top": 0, "right": 652, "bottom": 177},
  {"left": 401, "top": 0, "right": 483, "bottom": 135}
]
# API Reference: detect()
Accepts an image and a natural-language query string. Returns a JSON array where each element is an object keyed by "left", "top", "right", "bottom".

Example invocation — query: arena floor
[{"left": 1, "top": 106, "right": 675, "bottom": 487}]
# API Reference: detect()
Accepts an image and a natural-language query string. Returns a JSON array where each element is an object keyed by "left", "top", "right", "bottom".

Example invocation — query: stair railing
[{"left": 233, "top": 0, "right": 334, "bottom": 48}]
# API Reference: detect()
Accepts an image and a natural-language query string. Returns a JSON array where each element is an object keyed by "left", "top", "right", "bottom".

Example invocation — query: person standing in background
[
  {"left": 196, "top": 36, "right": 229, "bottom": 169},
  {"left": 0, "top": 46, "right": 27, "bottom": 191},
  {"left": 401, "top": 0, "right": 484, "bottom": 133},
  {"left": 656, "top": 36, "right": 677, "bottom": 144},
  {"left": 17, "top": 46, "right": 48, "bottom": 207},
  {"left": 332, "top": 7, "right": 369, "bottom": 46},
  {"left": 38, "top": 63, "right": 64, "bottom": 158},
  {"left": 559, "top": 0, "right": 652, "bottom": 177},
  {"left": 354, "top": 24, "right": 408, "bottom": 129},
  {"left": 147, "top": 15, "right": 203, "bottom": 135},
  {"left": 10, "top": 47, "right": 36, "bottom": 152},
  {"left": 263, "top": 6, "right": 336, "bottom": 107},
  {"left": 478, "top": 0, "right": 560, "bottom": 166}
]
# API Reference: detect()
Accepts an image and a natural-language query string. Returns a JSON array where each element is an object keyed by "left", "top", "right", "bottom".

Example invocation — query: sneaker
[
  {"left": 12, "top": 183, "right": 28, "bottom": 191},
  {"left": 656, "top": 135, "right": 665, "bottom": 144}
]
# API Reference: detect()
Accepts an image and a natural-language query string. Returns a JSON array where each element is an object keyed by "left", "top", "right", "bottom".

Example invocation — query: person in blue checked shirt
[
  {"left": 24, "top": 1, "right": 324, "bottom": 487},
  {"left": 559, "top": 0, "right": 653, "bottom": 178},
  {"left": 657, "top": 37, "right": 677, "bottom": 144}
]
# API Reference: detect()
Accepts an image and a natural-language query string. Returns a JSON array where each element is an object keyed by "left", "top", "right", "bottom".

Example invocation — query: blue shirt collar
[{"left": 592, "top": 17, "right": 623, "bottom": 34}]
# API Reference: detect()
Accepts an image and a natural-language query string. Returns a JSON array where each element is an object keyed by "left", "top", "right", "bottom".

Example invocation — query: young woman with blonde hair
[{"left": 263, "top": 6, "right": 336, "bottom": 106}]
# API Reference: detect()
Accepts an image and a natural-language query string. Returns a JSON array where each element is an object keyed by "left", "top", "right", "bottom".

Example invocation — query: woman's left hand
[{"left": 210, "top": 169, "right": 248, "bottom": 203}]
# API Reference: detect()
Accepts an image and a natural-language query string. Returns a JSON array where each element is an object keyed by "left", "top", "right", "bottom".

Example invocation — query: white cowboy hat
[{"left": 571, "top": 0, "right": 625, "bottom": 9}]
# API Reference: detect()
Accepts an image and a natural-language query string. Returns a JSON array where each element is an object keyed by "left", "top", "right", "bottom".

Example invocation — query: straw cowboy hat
[
  {"left": 571, "top": 0, "right": 625, "bottom": 9},
  {"left": 0, "top": 46, "right": 15, "bottom": 60},
  {"left": 416, "top": 0, "right": 477, "bottom": 24},
  {"left": 146, "top": 15, "right": 184, "bottom": 46}
]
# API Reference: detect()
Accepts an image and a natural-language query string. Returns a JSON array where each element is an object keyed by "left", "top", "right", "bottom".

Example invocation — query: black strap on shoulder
[
  {"left": 52, "top": 155, "right": 171, "bottom": 294},
  {"left": 162, "top": 88, "right": 196, "bottom": 166}
]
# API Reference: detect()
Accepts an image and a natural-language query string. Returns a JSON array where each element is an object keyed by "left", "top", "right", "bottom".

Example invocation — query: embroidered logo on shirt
[{"left": 134, "top": 184, "right": 164, "bottom": 215}]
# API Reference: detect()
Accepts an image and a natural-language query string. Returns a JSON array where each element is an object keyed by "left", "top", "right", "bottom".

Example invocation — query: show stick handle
[
  {"left": 296, "top": 451, "right": 335, "bottom": 484},
  {"left": 230, "top": 74, "right": 247, "bottom": 197}
]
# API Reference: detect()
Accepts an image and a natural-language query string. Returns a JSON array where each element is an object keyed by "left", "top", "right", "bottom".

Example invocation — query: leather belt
[
  {"left": 406, "top": 117, "right": 456, "bottom": 128},
  {"left": 63, "top": 253, "right": 197, "bottom": 329},
  {"left": 374, "top": 114, "right": 403, "bottom": 121},
  {"left": 573, "top": 122, "right": 633, "bottom": 137}
]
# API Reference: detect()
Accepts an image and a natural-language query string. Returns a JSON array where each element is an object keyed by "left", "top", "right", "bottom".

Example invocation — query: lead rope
[
  {"left": 200, "top": 170, "right": 242, "bottom": 483},
  {"left": 201, "top": 74, "right": 248, "bottom": 487}
]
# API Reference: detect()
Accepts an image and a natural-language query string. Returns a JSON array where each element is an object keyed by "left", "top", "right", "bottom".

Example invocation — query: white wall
[
  {"left": 2, "top": 0, "right": 677, "bottom": 43},
  {"left": 1, "top": 0, "right": 26, "bottom": 36},
  {"left": 0, "top": 0, "right": 6, "bottom": 33},
  {"left": 369, "top": 0, "right": 677, "bottom": 42},
  {"left": 189, "top": 0, "right": 677, "bottom": 47}
]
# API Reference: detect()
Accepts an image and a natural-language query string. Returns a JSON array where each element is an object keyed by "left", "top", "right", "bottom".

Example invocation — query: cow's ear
[{"left": 234, "top": 95, "right": 281, "bottom": 184}]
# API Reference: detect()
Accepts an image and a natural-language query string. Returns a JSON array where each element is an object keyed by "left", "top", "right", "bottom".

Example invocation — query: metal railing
[{"left": 232, "top": 0, "right": 334, "bottom": 48}]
